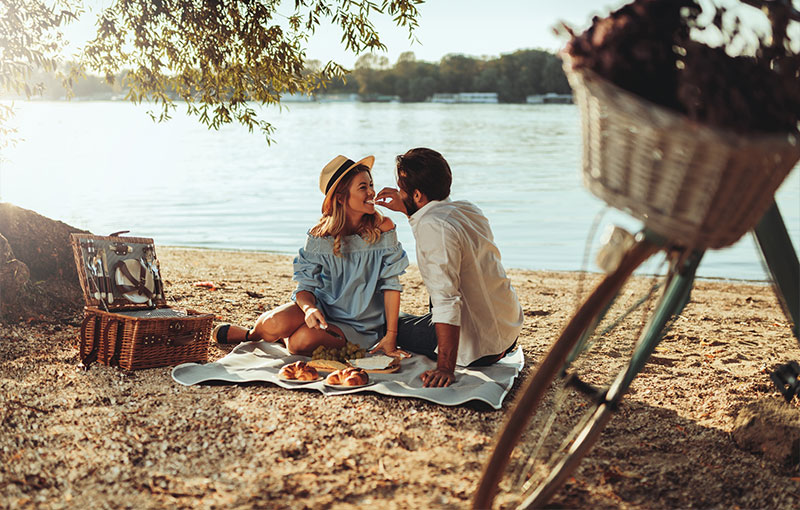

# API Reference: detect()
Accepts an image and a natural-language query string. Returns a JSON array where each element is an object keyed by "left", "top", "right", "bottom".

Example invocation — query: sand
[{"left": 1, "top": 246, "right": 799, "bottom": 509}]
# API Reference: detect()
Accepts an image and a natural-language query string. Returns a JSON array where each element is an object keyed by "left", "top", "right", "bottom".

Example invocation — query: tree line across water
[
  {"left": 316, "top": 49, "right": 571, "bottom": 102},
  {"left": 21, "top": 49, "right": 570, "bottom": 104}
]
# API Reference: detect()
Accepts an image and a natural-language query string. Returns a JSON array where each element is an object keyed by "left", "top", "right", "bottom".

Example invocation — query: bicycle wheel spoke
[
  {"left": 474, "top": 239, "right": 667, "bottom": 510},
  {"left": 512, "top": 385, "right": 570, "bottom": 490}
]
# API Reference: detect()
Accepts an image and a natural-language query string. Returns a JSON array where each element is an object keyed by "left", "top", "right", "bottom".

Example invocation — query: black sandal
[{"left": 212, "top": 323, "right": 251, "bottom": 344}]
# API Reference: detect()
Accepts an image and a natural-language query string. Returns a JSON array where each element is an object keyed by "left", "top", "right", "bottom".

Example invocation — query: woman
[{"left": 213, "top": 155, "right": 410, "bottom": 358}]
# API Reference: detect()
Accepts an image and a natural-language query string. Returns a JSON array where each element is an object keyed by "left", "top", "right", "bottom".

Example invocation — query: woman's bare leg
[
  {"left": 225, "top": 302, "right": 305, "bottom": 342},
  {"left": 285, "top": 324, "right": 346, "bottom": 356}
]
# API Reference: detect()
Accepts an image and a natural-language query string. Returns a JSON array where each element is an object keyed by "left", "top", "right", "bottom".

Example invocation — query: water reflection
[{"left": 1, "top": 101, "right": 797, "bottom": 280}]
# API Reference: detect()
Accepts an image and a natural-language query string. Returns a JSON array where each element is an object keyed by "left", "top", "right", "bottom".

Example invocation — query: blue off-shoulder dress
[{"left": 291, "top": 228, "right": 409, "bottom": 349}]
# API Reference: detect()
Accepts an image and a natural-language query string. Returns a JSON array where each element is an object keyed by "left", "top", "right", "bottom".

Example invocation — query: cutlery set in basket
[{"left": 71, "top": 232, "right": 214, "bottom": 370}]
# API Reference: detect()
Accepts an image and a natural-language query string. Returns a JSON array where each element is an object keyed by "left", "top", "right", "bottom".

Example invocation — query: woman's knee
[
  {"left": 286, "top": 327, "right": 343, "bottom": 355},
  {"left": 285, "top": 329, "right": 316, "bottom": 355},
  {"left": 253, "top": 303, "right": 302, "bottom": 339}
]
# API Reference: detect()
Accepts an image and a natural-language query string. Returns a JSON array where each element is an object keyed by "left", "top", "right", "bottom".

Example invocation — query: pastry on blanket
[
  {"left": 279, "top": 361, "right": 319, "bottom": 381},
  {"left": 325, "top": 367, "right": 369, "bottom": 386}
]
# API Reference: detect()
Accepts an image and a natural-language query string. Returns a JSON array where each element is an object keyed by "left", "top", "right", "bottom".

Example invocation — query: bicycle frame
[
  {"left": 596, "top": 200, "right": 798, "bottom": 408},
  {"left": 754, "top": 202, "right": 800, "bottom": 341}
]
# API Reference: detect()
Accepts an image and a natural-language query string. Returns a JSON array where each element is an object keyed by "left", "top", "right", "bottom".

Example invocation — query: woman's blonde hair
[{"left": 309, "top": 166, "right": 383, "bottom": 256}]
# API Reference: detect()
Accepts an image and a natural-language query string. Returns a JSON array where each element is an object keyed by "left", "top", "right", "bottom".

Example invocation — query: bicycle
[{"left": 473, "top": 1, "right": 800, "bottom": 508}]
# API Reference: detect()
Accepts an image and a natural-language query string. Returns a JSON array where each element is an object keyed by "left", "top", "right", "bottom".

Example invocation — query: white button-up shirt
[{"left": 409, "top": 198, "right": 524, "bottom": 366}]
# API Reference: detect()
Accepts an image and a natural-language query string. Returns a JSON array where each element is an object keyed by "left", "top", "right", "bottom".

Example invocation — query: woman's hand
[
  {"left": 375, "top": 187, "right": 407, "bottom": 215},
  {"left": 370, "top": 334, "right": 411, "bottom": 359},
  {"left": 303, "top": 306, "right": 327, "bottom": 330}
]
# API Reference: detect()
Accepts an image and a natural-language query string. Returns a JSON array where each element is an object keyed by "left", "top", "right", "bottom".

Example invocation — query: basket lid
[{"left": 70, "top": 233, "right": 168, "bottom": 310}]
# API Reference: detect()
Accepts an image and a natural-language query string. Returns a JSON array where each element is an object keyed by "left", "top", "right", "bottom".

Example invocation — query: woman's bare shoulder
[{"left": 379, "top": 216, "right": 395, "bottom": 232}]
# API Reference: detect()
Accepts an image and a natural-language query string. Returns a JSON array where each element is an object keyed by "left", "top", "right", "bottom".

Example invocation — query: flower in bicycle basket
[{"left": 565, "top": 0, "right": 800, "bottom": 135}]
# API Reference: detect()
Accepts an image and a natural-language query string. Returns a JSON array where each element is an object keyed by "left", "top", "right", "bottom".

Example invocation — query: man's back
[{"left": 411, "top": 199, "right": 523, "bottom": 366}]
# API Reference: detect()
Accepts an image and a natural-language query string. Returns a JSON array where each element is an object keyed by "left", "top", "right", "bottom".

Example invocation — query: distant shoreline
[
  {"left": 160, "top": 244, "right": 774, "bottom": 285},
  {"left": 1, "top": 96, "right": 574, "bottom": 105}
]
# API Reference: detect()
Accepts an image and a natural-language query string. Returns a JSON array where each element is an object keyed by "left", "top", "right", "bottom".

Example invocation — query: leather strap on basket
[
  {"left": 79, "top": 315, "right": 100, "bottom": 368},
  {"left": 166, "top": 320, "right": 193, "bottom": 346},
  {"left": 169, "top": 332, "right": 196, "bottom": 346},
  {"left": 113, "top": 260, "right": 154, "bottom": 299},
  {"left": 102, "top": 318, "right": 123, "bottom": 365}
]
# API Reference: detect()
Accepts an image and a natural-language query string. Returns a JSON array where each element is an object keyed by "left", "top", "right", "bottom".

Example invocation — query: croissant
[
  {"left": 279, "top": 361, "right": 319, "bottom": 381},
  {"left": 325, "top": 367, "right": 369, "bottom": 386}
]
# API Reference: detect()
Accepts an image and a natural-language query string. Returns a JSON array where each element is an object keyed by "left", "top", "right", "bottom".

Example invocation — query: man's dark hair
[{"left": 395, "top": 148, "right": 452, "bottom": 202}]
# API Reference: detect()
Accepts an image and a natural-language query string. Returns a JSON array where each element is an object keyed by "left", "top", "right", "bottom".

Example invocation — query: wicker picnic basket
[
  {"left": 71, "top": 233, "right": 213, "bottom": 370},
  {"left": 563, "top": 57, "right": 800, "bottom": 250}
]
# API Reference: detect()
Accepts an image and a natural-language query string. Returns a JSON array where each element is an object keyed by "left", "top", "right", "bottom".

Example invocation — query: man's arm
[
  {"left": 414, "top": 220, "right": 463, "bottom": 388},
  {"left": 421, "top": 323, "right": 459, "bottom": 387}
]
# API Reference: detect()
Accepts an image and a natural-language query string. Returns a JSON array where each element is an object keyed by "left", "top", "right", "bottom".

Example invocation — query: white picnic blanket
[{"left": 171, "top": 341, "right": 525, "bottom": 410}]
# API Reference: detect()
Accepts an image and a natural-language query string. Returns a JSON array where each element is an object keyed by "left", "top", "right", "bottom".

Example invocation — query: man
[{"left": 375, "top": 148, "right": 523, "bottom": 388}]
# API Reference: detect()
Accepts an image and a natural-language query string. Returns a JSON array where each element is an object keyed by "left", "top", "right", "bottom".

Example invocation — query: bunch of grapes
[{"left": 311, "top": 341, "right": 366, "bottom": 362}]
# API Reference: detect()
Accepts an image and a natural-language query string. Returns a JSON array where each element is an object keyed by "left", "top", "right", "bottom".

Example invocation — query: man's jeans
[{"left": 396, "top": 312, "right": 516, "bottom": 367}]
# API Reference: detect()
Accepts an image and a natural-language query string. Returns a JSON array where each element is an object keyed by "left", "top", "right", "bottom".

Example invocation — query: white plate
[
  {"left": 324, "top": 381, "right": 374, "bottom": 390},
  {"left": 114, "top": 259, "right": 155, "bottom": 304},
  {"left": 278, "top": 375, "right": 322, "bottom": 384}
]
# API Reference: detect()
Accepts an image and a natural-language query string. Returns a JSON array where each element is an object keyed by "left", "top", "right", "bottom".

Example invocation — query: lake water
[{"left": 1, "top": 101, "right": 797, "bottom": 281}]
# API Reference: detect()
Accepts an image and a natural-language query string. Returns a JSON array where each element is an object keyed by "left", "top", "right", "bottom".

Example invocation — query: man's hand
[
  {"left": 375, "top": 187, "right": 407, "bottom": 215},
  {"left": 421, "top": 368, "right": 455, "bottom": 388},
  {"left": 422, "top": 323, "right": 459, "bottom": 388}
]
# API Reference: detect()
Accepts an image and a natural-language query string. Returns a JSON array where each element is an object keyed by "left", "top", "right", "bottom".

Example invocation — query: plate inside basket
[{"left": 114, "top": 259, "right": 155, "bottom": 304}]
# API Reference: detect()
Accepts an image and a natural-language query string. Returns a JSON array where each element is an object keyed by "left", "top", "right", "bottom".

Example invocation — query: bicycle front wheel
[{"left": 473, "top": 237, "right": 660, "bottom": 509}]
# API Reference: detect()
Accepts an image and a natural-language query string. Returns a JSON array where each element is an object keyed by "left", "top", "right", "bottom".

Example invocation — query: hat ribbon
[{"left": 325, "top": 158, "right": 356, "bottom": 194}]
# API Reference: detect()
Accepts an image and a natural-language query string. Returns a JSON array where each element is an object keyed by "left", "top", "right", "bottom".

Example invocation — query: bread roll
[
  {"left": 325, "top": 371, "right": 342, "bottom": 385},
  {"left": 325, "top": 367, "right": 369, "bottom": 386},
  {"left": 279, "top": 361, "right": 319, "bottom": 380}
]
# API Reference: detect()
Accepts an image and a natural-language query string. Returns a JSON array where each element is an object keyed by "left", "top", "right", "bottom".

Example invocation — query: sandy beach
[{"left": 2, "top": 246, "right": 799, "bottom": 509}]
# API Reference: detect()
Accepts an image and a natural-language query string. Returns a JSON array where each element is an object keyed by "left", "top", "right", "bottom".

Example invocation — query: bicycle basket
[{"left": 564, "top": 57, "right": 800, "bottom": 250}]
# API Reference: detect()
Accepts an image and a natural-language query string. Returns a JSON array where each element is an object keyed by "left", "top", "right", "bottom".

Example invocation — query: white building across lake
[
  {"left": 430, "top": 92, "right": 499, "bottom": 104},
  {"left": 526, "top": 93, "right": 573, "bottom": 104}
]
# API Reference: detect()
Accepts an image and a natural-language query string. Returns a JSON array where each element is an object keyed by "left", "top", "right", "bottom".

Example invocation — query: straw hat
[{"left": 319, "top": 155, "right": 375, "bottom": 214}]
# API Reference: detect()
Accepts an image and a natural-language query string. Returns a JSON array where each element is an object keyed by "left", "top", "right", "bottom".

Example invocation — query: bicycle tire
[
  {"left": 519, "top": 401, "right": 615, "bottom": 508},
  {"left": 473, "top": 238, "right": 658, "bottom": 509}
]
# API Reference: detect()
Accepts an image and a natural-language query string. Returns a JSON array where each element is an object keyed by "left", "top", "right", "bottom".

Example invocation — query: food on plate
[
  {"left": 348, "top": 354, "right": 397, "bottom": 371},
  {"left": 311, "top": 341, "right": 366, "bottom": 363},
  {"left": 279, "top": 361, "right": 319, "bottom": 381},
  {"left": 325, "top": 367, "right": 369, "bottom": 386},
  {"left": 307, "top": 359, "right": 349, "bottom": 372}
]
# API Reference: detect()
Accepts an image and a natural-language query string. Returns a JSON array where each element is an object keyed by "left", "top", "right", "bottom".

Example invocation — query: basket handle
[
  {"left": 102, "top": 318, "right": 123, "bottom": 365},
  {"left": 79, "top": 315, "right": 100, "bottom": 368}
]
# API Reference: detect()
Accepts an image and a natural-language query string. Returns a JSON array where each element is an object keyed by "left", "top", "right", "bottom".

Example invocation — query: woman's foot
[{"left": 212, "top": 323, "right": 251, "bottom": 344}]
